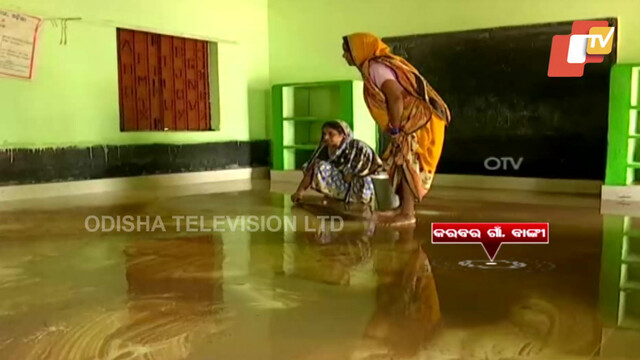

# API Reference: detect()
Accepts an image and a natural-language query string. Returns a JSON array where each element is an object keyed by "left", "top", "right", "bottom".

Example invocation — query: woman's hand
[
  {"left": 291, "top": 191, "right": 303, "bottom": 203},
  {"left": 388, "top": 133, "right": 402, "bottom": 148}
]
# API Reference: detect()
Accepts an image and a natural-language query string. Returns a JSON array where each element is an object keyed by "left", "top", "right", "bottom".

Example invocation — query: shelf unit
[
  {"left": 605, "top": 64, "right": 640, "bottom": 185},
  {"left": 271, "top": 80, "right": 378, "bottom": 171}
]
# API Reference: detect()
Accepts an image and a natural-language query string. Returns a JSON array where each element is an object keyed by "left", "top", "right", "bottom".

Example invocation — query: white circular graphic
[
  {"left": 458, "top": 259, "right": 526, "bottom": 270},
  {"left": 429, "top": 259, "right": 556, "bottom": 272}
]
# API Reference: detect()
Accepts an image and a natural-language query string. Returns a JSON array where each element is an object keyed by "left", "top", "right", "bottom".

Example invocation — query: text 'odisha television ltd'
[
  {"left": 431, "top": 223, "right": 549, "bottom": 262},
  {"left": 84, "top": 215, "right": 345, "bottom": 233}
]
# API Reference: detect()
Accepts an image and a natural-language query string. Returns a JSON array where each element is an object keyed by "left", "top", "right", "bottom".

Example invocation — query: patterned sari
[
  {"left": 343, "top": 33, "right": 452, "bottom": 201},
  {"left": 303, "top": 121, "right": 383, "bottom": 204}
]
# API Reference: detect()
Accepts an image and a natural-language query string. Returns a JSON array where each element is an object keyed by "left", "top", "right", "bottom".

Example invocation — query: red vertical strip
[
  {"left": 160, "top": 36, "right": 175, "bottom": 130},
  {"left": 117, "top": 30, "right": 124, "bottom": 130},
  {"left": 173, "top": 37, "right": 187, "bottom": 130},
  {"left": 117, "top": 29, "right": 138, "bottom": 131},
  {"left": 133, "top": 31, "right": 151, "bottom": 130},
  {"left": 196, "top": 41, "right": 208, "bottom": 130},
  {"left": 203, "top": 43, "right": 211, "bottom": 130},
  {"left": 185, "top": 39, "right": 199, "bottom": 130},
  {"left": 147, "top": 33, "right": 162, "bottom": 130}
]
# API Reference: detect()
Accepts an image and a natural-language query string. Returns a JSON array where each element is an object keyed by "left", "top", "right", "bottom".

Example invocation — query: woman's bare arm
[{"left": 380, "top": 79, "right": 404, "bottom": 129}]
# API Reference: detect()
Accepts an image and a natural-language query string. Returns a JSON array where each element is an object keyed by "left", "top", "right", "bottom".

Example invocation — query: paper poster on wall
[{"left": 0, "top": 10, "right": 42, "bottom": 80}]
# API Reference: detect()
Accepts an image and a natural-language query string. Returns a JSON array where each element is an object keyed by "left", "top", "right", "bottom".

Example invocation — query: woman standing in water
[{"left": 342, "top": 33, "right": 451, "bottom": 225}]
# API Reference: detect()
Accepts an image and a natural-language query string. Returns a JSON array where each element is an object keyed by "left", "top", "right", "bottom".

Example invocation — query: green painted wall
[
  {"left": 5, "top": 0, "right": 639, "bottom": 150},
  {"left": 268, "top": 0, "right": 640, "bottom": 85},
  {"left": 0, "top": 0, "right": 269, "bottom": 149}
]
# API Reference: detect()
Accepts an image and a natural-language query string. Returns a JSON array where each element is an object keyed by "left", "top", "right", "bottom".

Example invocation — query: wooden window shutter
[{"left": 117, "top": 29, "right": 212, "bottom": 131}]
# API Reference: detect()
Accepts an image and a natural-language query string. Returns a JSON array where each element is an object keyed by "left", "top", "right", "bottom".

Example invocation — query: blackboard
[{"left": 382, "top": 19, "right": 617, "bottom": 180}]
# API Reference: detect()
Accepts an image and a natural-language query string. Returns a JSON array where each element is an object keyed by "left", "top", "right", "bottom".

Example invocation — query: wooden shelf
[
  {"left": 619, "top": 317, "right": 640, "bottom": 330},
  {"left": 623, "top": 254, "right": 640, "bottom": 264},
  {"left": 284, "top": 145, "right": 317, "bottom": 150},
  {"left": 624, "top": 229, "right": 640, "bottom": 238},
  {"left": 283, "top": 117, "right": 331, "bottom": 122},
  {"left": 275, "top": 81, "right": 344, "bottom": 88},
  {"left": 605, "top": 64, "right": 640, "bottom": 186},
  {"left": 621, "top": 280, "right": 640, "bottom": 291},
  {"left": 272, "top": 80, "right": 377, "bottom": 170}
]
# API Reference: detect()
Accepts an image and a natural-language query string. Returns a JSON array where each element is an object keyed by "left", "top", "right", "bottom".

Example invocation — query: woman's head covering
[
  {"left": 343, "top": 33, "right": 396, "bottom": 68},
  {"left": 322, "top": 120, "right": 353, "bottom": 140},
  {"left": 302, "top": 120, "right": 350, "bottom": 173},
  {"left": 343, "top": 32, "right": 451, "bottom": 125},
  {"left": 302, "top": 120, "right": 382, "bottom": 177}
]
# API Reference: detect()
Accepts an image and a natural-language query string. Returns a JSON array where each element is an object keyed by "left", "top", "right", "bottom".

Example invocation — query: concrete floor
[{"left": 0, "top": 180, "right": 639, "bottom": 359}]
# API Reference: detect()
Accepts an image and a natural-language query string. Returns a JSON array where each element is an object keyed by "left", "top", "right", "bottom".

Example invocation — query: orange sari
[{"left": 344, "top": 33, "right": 452, "bottom": 201}]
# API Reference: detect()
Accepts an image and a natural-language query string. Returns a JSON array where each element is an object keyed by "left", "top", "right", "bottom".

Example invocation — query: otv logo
[
  {"left": 548, "top": 20, "right": 615, "bottom": 77},
  {"left": 484, "top": 157, "right": 523, "bottom": 171}
]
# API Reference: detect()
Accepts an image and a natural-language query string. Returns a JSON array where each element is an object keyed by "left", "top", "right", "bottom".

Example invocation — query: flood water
[{"left": 0, "top": 183, "right": 638, "bottom": 359}]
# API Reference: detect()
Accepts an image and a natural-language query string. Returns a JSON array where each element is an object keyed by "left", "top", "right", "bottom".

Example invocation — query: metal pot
[{"left": 370, "top": 172, "right": 399, "bottom": 211}]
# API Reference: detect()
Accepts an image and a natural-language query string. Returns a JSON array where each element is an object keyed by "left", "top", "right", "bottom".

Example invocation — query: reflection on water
[
  {"left": 600, "top": 215, "right": 640, "bottom": 329},
  {"left": 353, "top": 227, "right": 441, "bottom": 360},
  {"left": 19, "top": 235, "right": 229, "bottom": 360},
  {"left": 284, "top": 224, "right": 442, "bottom": 359},
  {"left": 286, "top": 225, "right": 375, "bottom": 286},
  {"left": 305, "top": 223, "right": 601, "bottom": 359}
]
